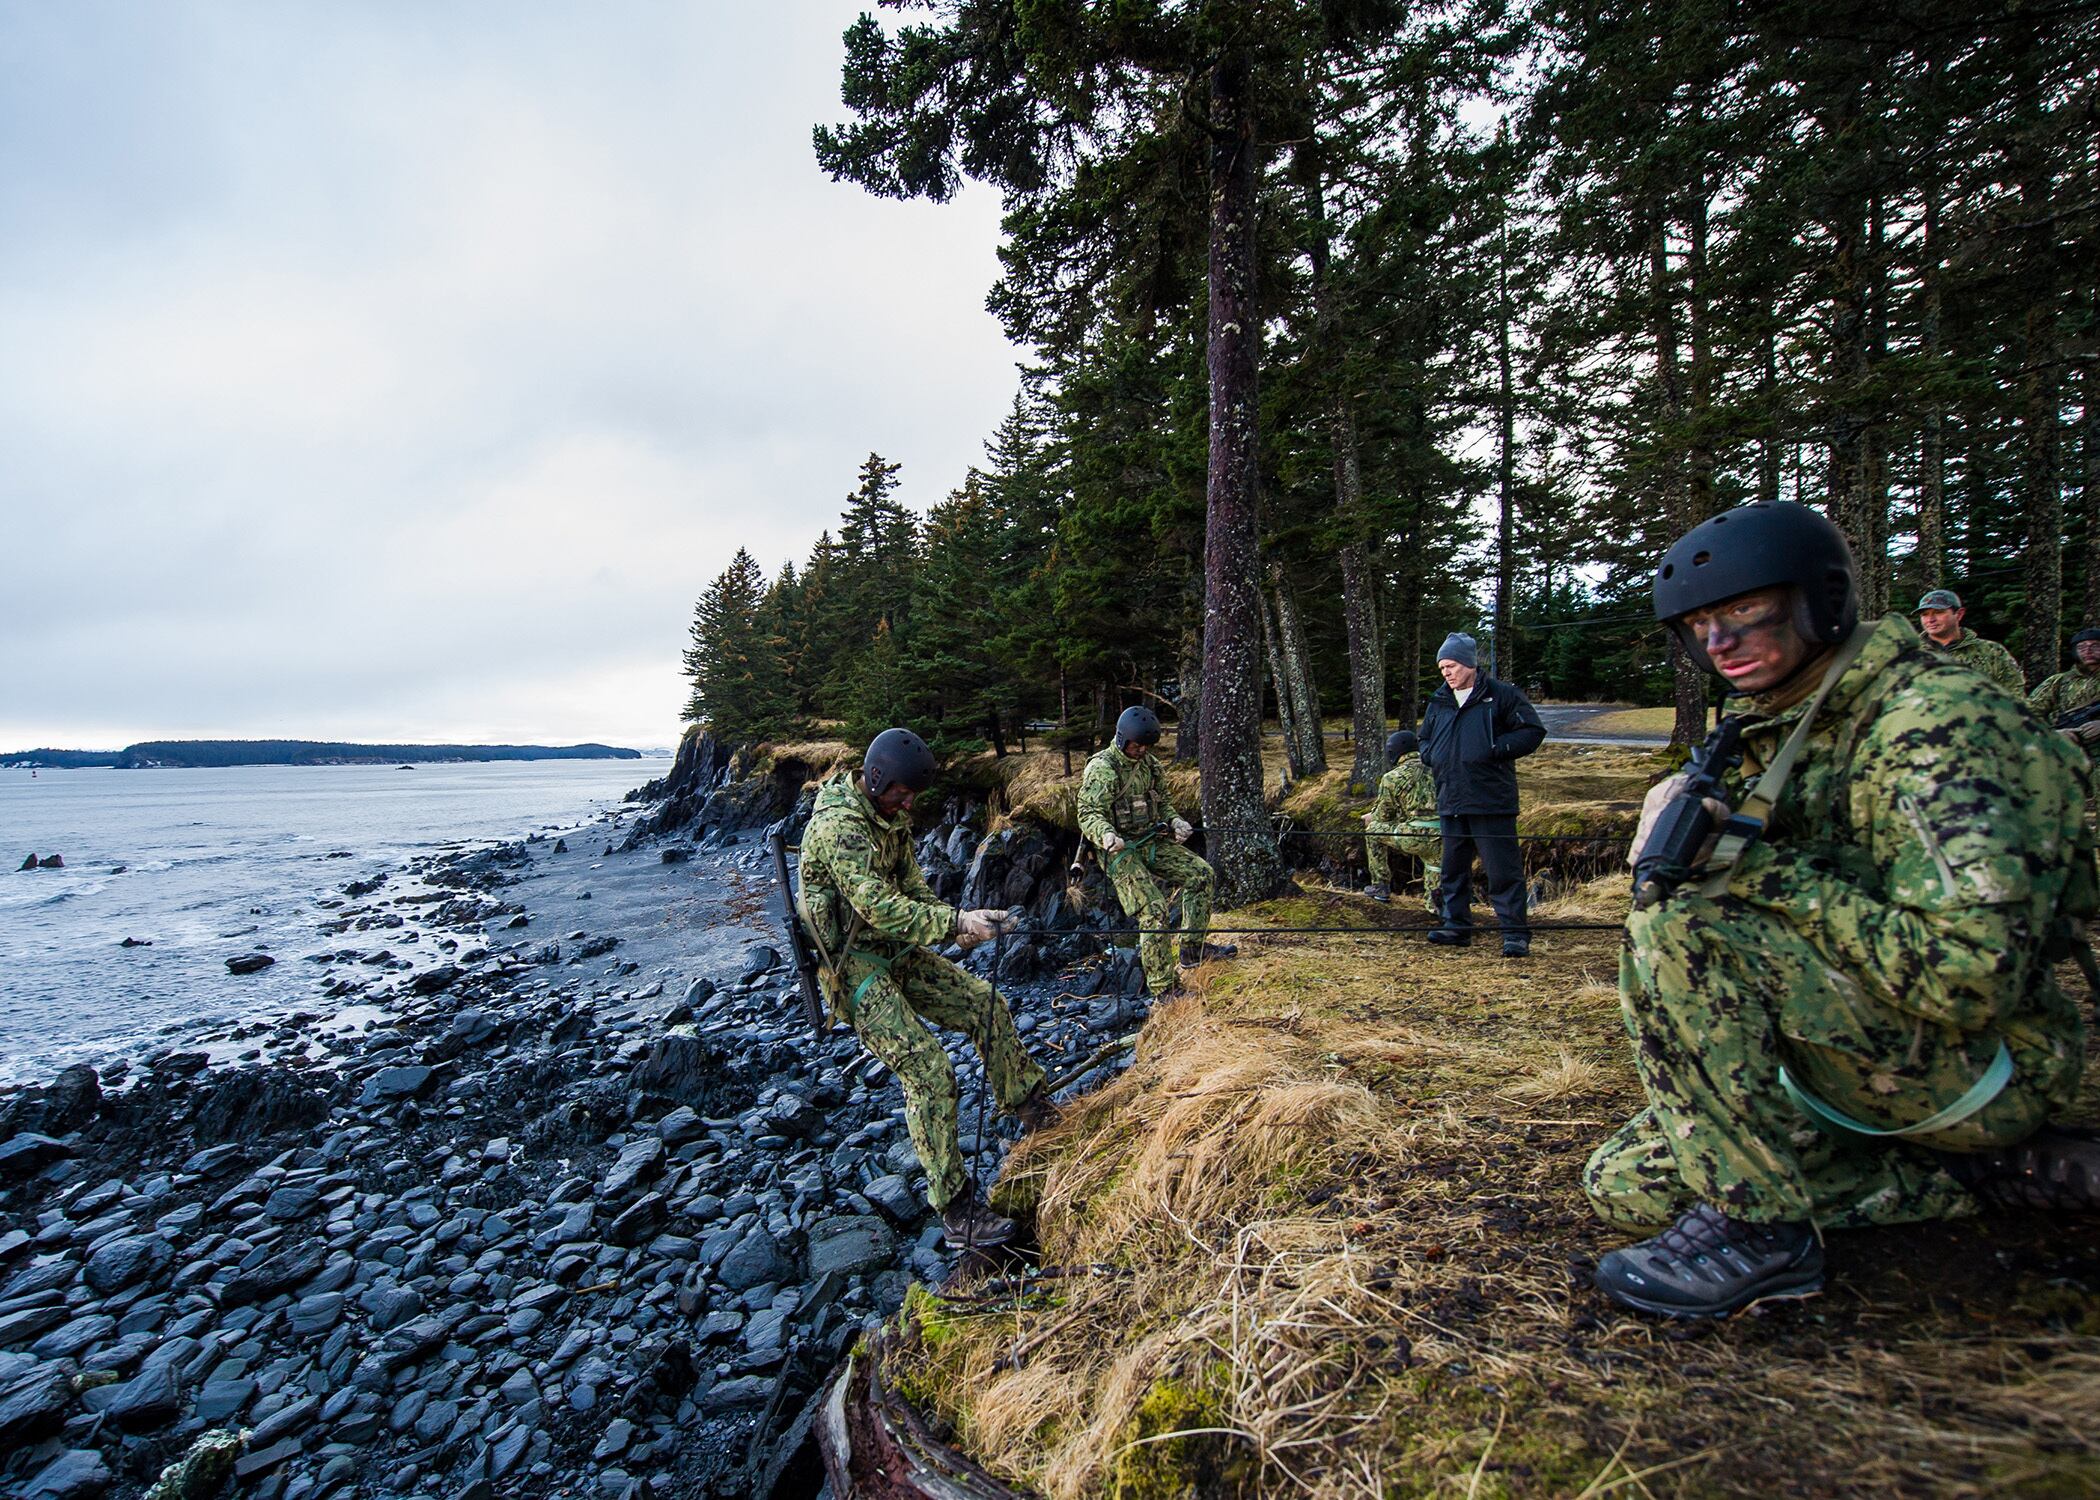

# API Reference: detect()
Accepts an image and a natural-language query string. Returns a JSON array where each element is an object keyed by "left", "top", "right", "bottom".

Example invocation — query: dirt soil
[{"left": 884, "top": 880, "right": 2100, "bottom": 1499}]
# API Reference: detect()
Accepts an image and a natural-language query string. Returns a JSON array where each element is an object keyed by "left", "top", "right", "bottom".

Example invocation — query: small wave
[{"left": 0, "top": 878, "right": 110, "bottom": 911}]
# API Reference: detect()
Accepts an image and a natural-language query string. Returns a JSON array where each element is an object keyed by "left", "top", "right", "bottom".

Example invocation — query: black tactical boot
[
  {"left": 1940, "top": 1127, "right": 2100, "bottom": 1213},
  {"left": 940, "top": 1188, "right": 1017, "bottom": 1250},
  {"left": 1014, "top": 1084, "right": 1063, "bottom": 1134},
  {"left": 1365, "top": 883, "right": 1391, "bottom": 904},
  {"left": 1426, "top": 927, "right": 1471, "bottom": 947},
  {"left": 1594, "top": 1204, "right": 1823, "bottom": 1319},
  {"left": 1179, "top": 941, "right": 1238, "bottom": 967},
  {"left": 1501, "top": 936, "right": 1530, "bottom": 958}
]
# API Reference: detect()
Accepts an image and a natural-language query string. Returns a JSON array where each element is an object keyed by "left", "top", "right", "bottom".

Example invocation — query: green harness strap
[
  {"left": 1779, "top": 1040, "right": 2013, "bottom": 1140},
  {"left": 847, "top": 949, "right": 897, "bottom": 1013},
  {"left": 1105, "top": 829, "right": 1160, "bottom": 878}
]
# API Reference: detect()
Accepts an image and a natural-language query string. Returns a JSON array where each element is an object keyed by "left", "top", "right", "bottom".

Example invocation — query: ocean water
[{"left": 0, "top": 757, "right": 670, "bottom": 1085}]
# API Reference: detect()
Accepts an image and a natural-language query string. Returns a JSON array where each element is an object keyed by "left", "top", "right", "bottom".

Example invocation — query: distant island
[{"left": 3, "top": 740, "right": 642, "bottom": 769}]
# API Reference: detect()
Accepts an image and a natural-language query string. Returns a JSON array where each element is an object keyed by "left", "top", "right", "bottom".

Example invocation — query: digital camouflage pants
[
  {"left": 1365, "top": 819, "right": 1442, "bottom": 913},
  {"left": 1584, "top": 893, "right": 2062, "bottom": 1230},
  {"left": 830, "top": 945, "right": 1046, "bottom": 1211},
  {"left": 1107, "top": 839, "right": 1215, "bottom": 995}
]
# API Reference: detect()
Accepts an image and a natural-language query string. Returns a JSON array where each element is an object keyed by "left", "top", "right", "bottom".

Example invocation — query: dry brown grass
[{"left": 892, "top": 884, "right": 2100, "bottom": 1499}]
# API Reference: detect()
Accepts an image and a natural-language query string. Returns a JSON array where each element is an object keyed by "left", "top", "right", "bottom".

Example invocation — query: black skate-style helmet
[
  {"left": 1385, "top": 730, "right": 1416, "bottom": 762},
  {"left": 1115, "top": 705, "right": 1163, "bottom": 750},
  {"left": 1653, "top": 501, "right": 1857, "bottom": 672},
  {"left": 863, "top": 727, "right": 937, "bottom": 798}
]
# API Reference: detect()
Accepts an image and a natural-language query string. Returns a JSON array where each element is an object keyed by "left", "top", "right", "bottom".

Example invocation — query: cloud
[{"left": 0, "top": 2, "right": 1020, "bottom": 750}]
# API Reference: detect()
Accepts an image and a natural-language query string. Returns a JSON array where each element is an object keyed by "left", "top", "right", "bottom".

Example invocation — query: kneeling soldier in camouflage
[
  {"left": 797, "top": 728, "right": 1060, "bottom": 1249},
  {"left": 1587, "top": 501, "right": 2099, "bottom": 1320},
  {"left": 1364, "top": 729, "right": 1441, "bottom": 911},
  {"left": 1079, "top": 707, "right": 1236, "bottom": 998}
]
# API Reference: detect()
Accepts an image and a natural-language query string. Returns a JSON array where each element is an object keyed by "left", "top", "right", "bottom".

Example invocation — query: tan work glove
[
  {"left": 2071, "top": 720, "right": 2100, "bottom": 746},
  {"left": 955, "top": 908, "right": 1015, "bottom": 950},
  {"left": 1170, "top": 817, "right": 1193, "bottom": 843},
  {"left": 1628, "top": 772, "right": 1729, "bottom": 872},
  {"left": 1099, "top": 830, "right": 1126, "bottom": 855}
]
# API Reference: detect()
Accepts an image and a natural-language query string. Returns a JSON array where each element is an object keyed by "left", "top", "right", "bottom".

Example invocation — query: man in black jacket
[{"left": 1416, "top": 631, "right": 1547, "bottom": 956}]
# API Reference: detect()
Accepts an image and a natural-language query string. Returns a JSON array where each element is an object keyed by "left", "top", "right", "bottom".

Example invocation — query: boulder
[
  {"left": 737, "top": 945, "right": 781, "bottom": 982},
  {"left": 82, "top": 1236, "right": 173, "bottom": 1296},
  {"left": 0, "top": 1133, "right": 73, "bottom": 1184},
  {"left": 38, "top": 854, "right": 63, "bottom": 869},
  {"left": 602, "top": 1136, "right": 664, "bottom": 1197},
  {"left": 22, "top": 1448, "right": 113, "bottom": 1499},
  {"left": 358, "top": 1064, "right": 435, "bottom": 1106},
  {"left": 17, "top": 853, "right": 35, "bottom": 872},
  {"left": 715, "top": 1228, "right": 792, "bottom": 1292},
  {"left": 105, "top": 1360, "right": 181, "bottom": 1432},
  {"left": 225, "top": 952, "right": 274, "bottom": 975},
  {"left": 807, "top": 1215, "right": 896, "bottom": 1279},
  {"left": 408, "top": 963, "right": 461, "bottom": 995},
  {"left": 0, "top": 1362, "right": 73, "bottom": 1449}
]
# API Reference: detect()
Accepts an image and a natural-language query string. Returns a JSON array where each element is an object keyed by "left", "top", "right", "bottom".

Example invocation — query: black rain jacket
[{"left": 1416, "top": 674, "right": 1546, "bottom": 816}]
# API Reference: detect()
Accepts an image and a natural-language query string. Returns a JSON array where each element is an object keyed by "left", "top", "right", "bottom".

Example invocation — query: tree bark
[
  {"left": 2018, "top": 164, "right": 2063, "bottom": 683},
  {"left": 1650, "top": 219, "right": 1705, "bottom": 747},
  {"left": 1298, "top": 147, "right": 1385, "bottom": 793},
  {"left": 1270, "top": 565, "right": 1326, "bottom": 774},
  {"left": 2083, "top": 357, "right": 2100, "bottom": 628},
  {"left": 1492, "top": 219, "right": 1517, "bottom": 683},
  {"left": 1198, "top": 49, "right": 1283, "bottom": 904},
  {"left": 1260, "top": 588, "right": 1302, "bottom": 779},
  {"left": 1915, "top": 182, "right": 1946, "bottom": 590},
  {"left": 1174, "top": 611, "right": 1203, "bottom": 764}
]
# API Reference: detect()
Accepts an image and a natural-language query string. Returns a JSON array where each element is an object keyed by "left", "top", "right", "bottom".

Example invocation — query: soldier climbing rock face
[
  {"left": 1588, "top": 500, "right": 2100, "bottom": 1322},
  {"left": 1078, "top": 706, "right": 1235, "bottom": 998},
  {"left": 794, "top": 727, "right": 1061, "bottom": 1251}
]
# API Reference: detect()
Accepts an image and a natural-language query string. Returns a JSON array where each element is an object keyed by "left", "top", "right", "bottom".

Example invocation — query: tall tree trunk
[
  {"left": 1861, "top": 189, "right": 1890, "bottom": 617},
  {"left": 1260, "top": 589, "right": 1303, "bottom": 779},
  {"left": 1198, "top": 49, "right": 1282, "bottom": 903},
  {"left": 1270, "top": 565, "right": 1326, "bottom": 774},
  {"left": 1492, "top": 220, "right": 1517, "bottom": 683},
  {"left": 1650, "top": 219, "right": 1705, "bottom": 746},
  {"left": 1297, "top": 146, "right": 1385, "bottom": 793},
  {"left": 2083, "top": 357, "right": 2100, "bottom": 628},
  {"left": 1174, "top": 611, "right": 1202, "bottom": 764},
  {"left": 1916, "top": 182, "right": 1946, "bottom": 591},
  {"left": 1686, "top": 180, "right": 1715, "bottom": 519},
  {"left": 1825, "top": 105, "right": 1873, "bottom": 582},
  {"left": 2018, "top": 165, "right": 2063, "bottom": 682},
  {"left": 1758, "top": 326, "right": 1781, "bottom": 505}
]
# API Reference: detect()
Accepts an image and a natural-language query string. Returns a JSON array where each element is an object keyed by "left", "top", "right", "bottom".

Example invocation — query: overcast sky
[{"left": 0, "top": 3, "right": 1018, "bottom": 752}]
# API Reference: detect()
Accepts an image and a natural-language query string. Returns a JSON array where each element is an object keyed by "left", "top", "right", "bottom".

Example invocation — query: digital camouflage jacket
[
  {"left": 1368, "top": 754, "right": 1437, "bottom": 827},
  {"left": 1926, "top": 629, "right": 2024, "bottom": 696},
  {"left": 1077, "top": 746, "right": 1181, "bottom": 850},
  {"left": 2029, "top": 665, "right": 2100, "bottom": 725},
  {"left": 796, "top": 771, "right": 955, "bottom": 958},
  {"left": 1719, "top": 614, "right": 2092, "bottom": 1102}
]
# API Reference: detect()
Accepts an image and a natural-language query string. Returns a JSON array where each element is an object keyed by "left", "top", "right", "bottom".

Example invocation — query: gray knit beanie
[{"left": 1435, "top": 632, "right": 1478, "bottom": 669}]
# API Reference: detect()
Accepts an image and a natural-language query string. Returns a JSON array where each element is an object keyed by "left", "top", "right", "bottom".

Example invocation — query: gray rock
[
  {"left": 714, "top": 1228, "right": 791, "bottom": 1292},
  {"left": 22, "top": 1448, "right": 113, "bottom": 1499},
  {"left": 105, "top": 1361, "right": 181, "bottom": 1432},
  {"left": 737, "top": 945, "right": 781, "bottom": 981},
  {"left": 0, "top": 1362, "right": 73, "bottom": 1449},
  {"left": 861, "top": 1174, "right": 921, "bottom": 1223},
  {"left": 358, "top": 1065, "right": 435, "bottom": 1106},
  {"left": 31, "top": 1313, "right": 115, "bottom": 1361},
  {"left": 248, "top": 1391, "right": 320, "bottom": 1446},
  {"left": 655, "top": 1106, "right": 704, "bottom": 1146},
  {"left": 222, "top": 1243, "right": 327, "bottom": 1307},
  {"left": 806, "top": 1215, "right": 896, "bottom": 1279},
  {"left": 601, "top": 1136, "right": 664, "bottom": 1197},
  {"left": 702, "top": 1374, "right": 772, "bottom": 1410},
  {"left": 592, "top": 1416, "right": 635, "bottom": 1460},
  {"left": 226, "top": 952, "right": 275, "bottom": 974},
  {"left": 195, "top": 1377, "right": 257, "bottom": 1422},
  {"left": 0, "top": 1305, "right": 70, "bottom": 1346},
  {"left": 264, "top": 1184, "right": 323, "bottom": 1221},
  {"left": 365, "top": 1286, "right": 425, "bottom": 1333},
  {"left": 606, "top": 1194, "right": 666, "bottom": 1248},
  {"left": 0, "top": 1133, "right": 73, "bottom": 1184},
  {"left": 288, "top": 1292, "right": 344, "bottom": 1335}
]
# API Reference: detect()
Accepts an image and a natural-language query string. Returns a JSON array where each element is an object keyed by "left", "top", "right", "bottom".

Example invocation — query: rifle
[
  {"left": 2057, "top": 700, "right": 2100, "bottom": 733},
  {"left": 1631, "top": 716, "right": 1748, "bottom": 911},
  {"left": 766, "top": 829, "right": 828, "bottom": 1039}
]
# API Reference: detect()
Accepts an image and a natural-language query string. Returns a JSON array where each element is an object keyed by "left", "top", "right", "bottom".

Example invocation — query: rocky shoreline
[{"left": 0, "top": 763, "right": 1151, "bottom": 1499}]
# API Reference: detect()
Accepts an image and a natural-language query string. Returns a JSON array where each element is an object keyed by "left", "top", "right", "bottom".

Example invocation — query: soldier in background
[
  {"left": 1586, "top": 502, "right": 2099, "bottom": 1321},
  {"left": 1363, "top": 729, "right": 1440, "bottom": 910},
  {"left": 1914, "top": 589, "right": 2024, "bottom": 694},
  {"left": 1078, "top": 707, "right": 1236, "bottom": 998},
  {"left": 2031, "top": 626, "right": 2100, "bottom": 736},
  {"left": 797, "top": 728, "right": 1060, "bottom": 1249}
]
